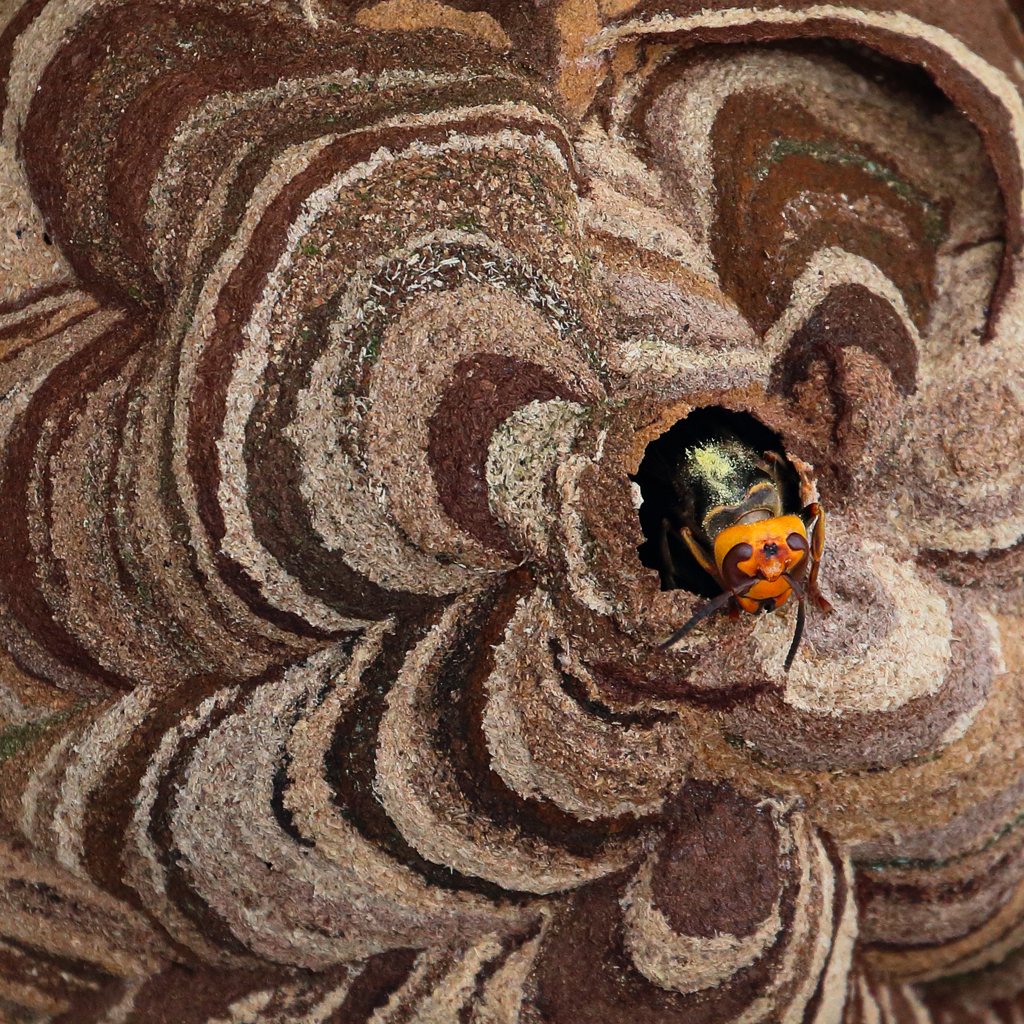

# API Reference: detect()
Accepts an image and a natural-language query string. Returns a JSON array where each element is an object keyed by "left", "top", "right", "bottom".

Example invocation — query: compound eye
[
  {"left": 721, "top": 541, "right": 755, "bottom": 590},
  {"left": 785, "top": 532, "right": 810, "bottom": 579},
  {"left": 786, "top": 532, "right": 808, "bottom": 554}
]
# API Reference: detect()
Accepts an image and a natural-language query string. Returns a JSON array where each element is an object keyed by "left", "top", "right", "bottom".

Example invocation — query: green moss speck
[
  {"left": 362, "top": 334, "right": 382, "bottom": 363},
  {"left": 759, "top": 137, "right": 946, "bottom": 244},
  {"left": 861, "top": 805, "right": 1024, "bottom": 872},
  {"left": 0, "top": 710, "right": 76, "bottom": 764}
]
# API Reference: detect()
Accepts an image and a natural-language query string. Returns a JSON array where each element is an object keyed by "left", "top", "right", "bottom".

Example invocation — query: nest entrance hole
[{"left": 633, "top": 407, "right": 797, "bottom": 597}]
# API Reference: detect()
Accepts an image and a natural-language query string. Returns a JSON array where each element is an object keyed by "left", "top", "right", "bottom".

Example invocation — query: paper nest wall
[{"left": 0, "top": 0, "right": 1024, "bottom": 1020}]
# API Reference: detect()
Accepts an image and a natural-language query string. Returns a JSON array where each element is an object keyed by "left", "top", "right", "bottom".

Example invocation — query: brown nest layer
[{"left": 1, "top": 0, "right": 1024, "bottom": 1020}]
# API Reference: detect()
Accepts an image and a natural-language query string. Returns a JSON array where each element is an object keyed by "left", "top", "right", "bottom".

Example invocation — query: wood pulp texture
[{"left": 1, "top": 0, "right": 1024, "bottom": 1020}]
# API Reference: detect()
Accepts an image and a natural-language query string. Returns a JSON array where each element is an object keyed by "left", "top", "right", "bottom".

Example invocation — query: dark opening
[
  {"left": 632, "top": 407, "right": 799, "bottom": 597},
  {"left": 782, "top": 38, "right": 953, "bottom": 115}
]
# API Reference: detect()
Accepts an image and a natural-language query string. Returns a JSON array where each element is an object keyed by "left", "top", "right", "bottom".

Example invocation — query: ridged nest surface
[{"left": 1, "top": 0, "right": 1024, "bottom": 1021}]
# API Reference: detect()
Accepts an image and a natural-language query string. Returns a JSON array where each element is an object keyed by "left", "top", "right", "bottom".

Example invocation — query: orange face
[{"left": 712, "top": 515, "right": 809, "bottom": 613}]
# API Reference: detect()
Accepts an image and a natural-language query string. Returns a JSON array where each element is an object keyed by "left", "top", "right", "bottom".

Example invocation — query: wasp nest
[{"left": 0, "top": 0, "right": 1023, "bottom": 1021}]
